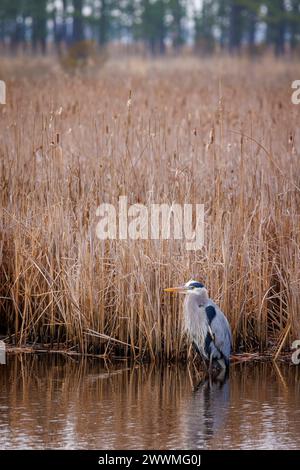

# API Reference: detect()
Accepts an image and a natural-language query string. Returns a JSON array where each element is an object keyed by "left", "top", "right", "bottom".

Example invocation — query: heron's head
[{"left": 164, "top": 279, "right": 207, "bottom": 297}]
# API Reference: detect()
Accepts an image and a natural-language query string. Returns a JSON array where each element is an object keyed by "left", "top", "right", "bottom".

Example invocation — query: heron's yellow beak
[{"left": 164, "top": 286, "right": 187, "bottom": 294}]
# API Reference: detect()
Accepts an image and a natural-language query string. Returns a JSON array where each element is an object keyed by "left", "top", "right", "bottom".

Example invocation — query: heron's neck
[
  {"left": 184, "top": 294, "right": 207, "bottom": 329},
  {"left": 185, "top": 290, "right": 208, "bottom": 308}
]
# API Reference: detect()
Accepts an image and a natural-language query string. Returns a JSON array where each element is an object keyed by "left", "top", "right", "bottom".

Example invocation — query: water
[{"left": 0, "top": 354, "right": 300, "bottom": 449}]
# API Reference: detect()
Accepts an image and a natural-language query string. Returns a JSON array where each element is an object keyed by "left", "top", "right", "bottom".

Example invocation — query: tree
[
  {"left": 53, "top": 0, "right": 69, "bottom": 53},
  {"left": 98, "top": 0, "right": 111, "bottom": 45},
  {"left": 0, "top": 0, "right": 25, "bottom": 53},
  {"left": 228, "top": 0, "right": 244, "bottom": 53},
  {"left": 168, "top": 0, "right": 186, "bottom": 51},
  {"left": 237, "top": 0, "right": 262, "bottom": 55},
  {"left": 29, "top": 0, "right": 48, "bottom": 54},
  {"left": 194, "top": 0, "right": 216, "bottom": 54},
  {"left": 216, "top": 0, "right": 230, "bottom": 49},
  {"left": 289, "top": 0, "right": 300, "bottom": 52},
  {"left": 73, "top": 0, "right": 84, "bottom": 43},
  {"left": 140, "top": 0, "right": 167, "bottom": 54},
  {"left": 265, "top": 0, "right": 286, "bottom": 56}
]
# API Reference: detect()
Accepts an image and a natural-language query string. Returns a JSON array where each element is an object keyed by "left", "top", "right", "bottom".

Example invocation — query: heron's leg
[
  {"left": 209, "top": 352, "right": 213, "bottom": 373},
  {"left": 193, "top": 375, "right": 209, "bottom": 392},
  {"left": 216, "top": 358, "right": 230, "bottom": 383},
  {"left": 217, "top": 358, "right": 226, "bottom": 370},
  {"left": 215, "top": 367, "right": 226, "bottom": 384},
  {"left": 202, "top": 356, "right": 209, "bottom": 372},
  {"left": 193, "top": 342, "right": 208, "bottom": 372}
]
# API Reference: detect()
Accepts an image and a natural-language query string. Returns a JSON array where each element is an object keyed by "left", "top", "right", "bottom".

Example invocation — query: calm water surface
[{"left": 0, "top": 355, "right": 300, "bottom": 449}]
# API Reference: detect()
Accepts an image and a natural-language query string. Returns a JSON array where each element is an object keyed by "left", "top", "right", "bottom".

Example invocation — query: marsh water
[{"left": 0, "top": 354, "right": 300, "bottom": 450}]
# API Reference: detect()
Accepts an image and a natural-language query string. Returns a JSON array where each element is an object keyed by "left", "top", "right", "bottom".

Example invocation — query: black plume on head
[{"left": 189, "top": 281, "right": 205, "bottom": 288}]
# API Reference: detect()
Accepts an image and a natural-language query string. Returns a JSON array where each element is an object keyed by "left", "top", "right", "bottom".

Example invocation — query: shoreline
[{"left": 1, "top": 343, "right": 294, "bottom": 364}]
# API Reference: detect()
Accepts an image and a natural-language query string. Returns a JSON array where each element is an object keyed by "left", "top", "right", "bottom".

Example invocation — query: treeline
[{"left": 0, "top": 0, "right": 300, "bottom": 56}]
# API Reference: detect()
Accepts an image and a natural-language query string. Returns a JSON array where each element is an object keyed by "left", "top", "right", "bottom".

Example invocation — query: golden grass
[{"left": 0, "top": 57, "right": 299, "bottom": 359}]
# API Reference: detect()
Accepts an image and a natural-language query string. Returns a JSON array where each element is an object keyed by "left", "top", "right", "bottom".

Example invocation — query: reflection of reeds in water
[
  {"left": 219, "top": 362, "right": 300, "bottom": 449},
  {"left": 0, "top": 58, "right": 300, "bottom": 357},
  {"left": 0, "top": 355, "right": 191, "bottom": 449},
  {"left": 1, "top": 355, "right": 300, "bottom": 449}
]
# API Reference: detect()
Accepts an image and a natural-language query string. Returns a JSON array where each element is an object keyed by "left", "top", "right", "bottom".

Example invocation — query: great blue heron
[{"left": 164, "top": 280, "right": 232, "bottom": 372}]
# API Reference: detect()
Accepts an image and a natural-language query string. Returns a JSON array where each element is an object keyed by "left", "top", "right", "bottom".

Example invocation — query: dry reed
[{"left": 0, "top": 56, "right": 299, "bottom": 359}]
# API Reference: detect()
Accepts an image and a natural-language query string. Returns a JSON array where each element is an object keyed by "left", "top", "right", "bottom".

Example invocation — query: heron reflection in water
[{"left": 182, "top": 371, "right": 230, "bottom": 447}]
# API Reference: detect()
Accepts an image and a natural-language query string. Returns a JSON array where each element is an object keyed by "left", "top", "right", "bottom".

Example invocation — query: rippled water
[{"left": 0, "top": 354, "right": 300, "bottom": 449}]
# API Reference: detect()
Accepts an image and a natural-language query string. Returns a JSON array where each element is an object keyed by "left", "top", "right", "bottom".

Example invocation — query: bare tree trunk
[
  {"left": 229, "top": 0, "right": 243, "bottom": 53},
  {"left": 99, "top": 0, "right": 109, "bottom": 46},
  {"left": 275, "top": 0, "right": 285, "bottom": 56},
  {"left": 73, "top": 0, "right": 84, "bottom": 43}
]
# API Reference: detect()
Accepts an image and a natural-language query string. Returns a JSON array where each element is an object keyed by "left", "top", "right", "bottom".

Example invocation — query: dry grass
[{"left": 0, "top": 56, "right": 299, "bottom": 359}]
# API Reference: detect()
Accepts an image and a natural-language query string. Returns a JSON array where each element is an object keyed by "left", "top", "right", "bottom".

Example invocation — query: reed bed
[{"left": 0, "top": 56, "right": 299, "bottom": 359}]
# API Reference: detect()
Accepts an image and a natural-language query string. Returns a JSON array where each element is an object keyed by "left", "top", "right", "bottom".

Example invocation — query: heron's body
[
  {"left": 184, "top": 293, "right": 231, "bottom": 369},
  {"left": 165, "top": 279, "right": 232, "bottom": 371}
]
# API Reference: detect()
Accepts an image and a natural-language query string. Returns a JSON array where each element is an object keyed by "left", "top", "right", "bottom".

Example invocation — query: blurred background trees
[{"left": 0, "top": 0, "right": 300, "bottom": 56}]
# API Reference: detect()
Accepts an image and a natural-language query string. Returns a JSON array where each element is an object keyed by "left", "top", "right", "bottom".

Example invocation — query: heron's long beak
[{"left": 164, "top": 286, "right": 187, "bottom": 294}]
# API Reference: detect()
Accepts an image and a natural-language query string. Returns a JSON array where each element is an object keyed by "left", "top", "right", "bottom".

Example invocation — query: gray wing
[{"left": 205, "top": 303, "right": 232, "bottom": 362}]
